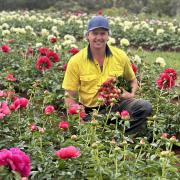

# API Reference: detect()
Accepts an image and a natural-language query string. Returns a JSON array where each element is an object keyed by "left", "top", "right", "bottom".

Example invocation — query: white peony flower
[
  {"left": 41, "top": 29, "right": 49, "bottom": 37},
  {"left": 156, "top": 29, "right": 165, "bottom": 35},
  {"left": 108, "top": 37, "right": 116, "bottom": 45},
  {"left": 133, "top": 55, "right": 141, "bottom": 64},
  {"left": 120, "top": 38, "right": 130, "bottom": 47},
  {"left": 155, "top": 57, "right": 166, "bottom": 67}
]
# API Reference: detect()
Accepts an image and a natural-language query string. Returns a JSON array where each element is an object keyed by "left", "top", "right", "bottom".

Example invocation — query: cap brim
[{"left": 88, "top": 26, "right": 109, "bottom": 32}]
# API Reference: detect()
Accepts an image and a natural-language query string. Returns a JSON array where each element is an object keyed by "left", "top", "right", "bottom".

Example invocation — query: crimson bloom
[
  {"left": 0, "top": 148, "right": 31, "bottom": 177},
  {"left": 55, "top": 146, "right": 80, "bottom": 159},
  {"left": 156, "top": 73, "right": 175, "bottom": 90},
  {"left": 131, "top": 64, "right": 137, "bottom": 75},
  {"left": 44, "top": 105, "right": 55, "bottom": 114},
  {"left": 50, "top": 37, "right": 58, "bottom": 43},
  {"left": 1, "top": 45, "right": 10, "bottom": 53},
  {"left": 69, "top": 48, "right": 79, "bottom": 55},
  {"left": 5, "top": 74, "right": 16, "bottom": 81},
  {"left": 35, "top": 56, "right": 53, "bottom": 71},
  {"left": 163, "top": 68, "right": 177, "bottom": 80},
  {"left": 59, "top": 121, "right": 69, "bottom": 131},
  {"left": 47, "top": 51, "right": 59, "bottom": 63},
  {"left": 38, "top": 47, "right": 49, "bottom": 56}
]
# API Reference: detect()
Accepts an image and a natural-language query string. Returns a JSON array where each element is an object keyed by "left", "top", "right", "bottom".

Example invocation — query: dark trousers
[{"left": 84, "top": 98, "right": 152, "bottom": 134}]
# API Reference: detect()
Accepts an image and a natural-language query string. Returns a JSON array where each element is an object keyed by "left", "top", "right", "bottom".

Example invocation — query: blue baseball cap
[{"left": 87, "top": 16, "right": 109, "bottom": 32}]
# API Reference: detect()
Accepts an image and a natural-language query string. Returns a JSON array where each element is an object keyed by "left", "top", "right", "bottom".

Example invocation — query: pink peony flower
[
  {"left": 67, "top": 104, "right": 81, "bottom": 115},
  {"left": 44, "top": 105, "right": 55, "bottom": 114},
  {"left": 0, "top": 90, "right": 4, "bottom": 97},
  {"left": 55, "top": 146, "right": 80, "bottom": 159},
  {"left": 38, "top": 47, "right": 49, "bottom": 56},
  {"left": 5, "top": 74, "right": 16, "bottom": 82},
  {"left": 0, "top": 148, "right": 31, "bottom": 177},
  {"left": 10, "top": 97, "right": 29, "bottom": 111},
  {"left": 120, "top": 110, "right": 130, "bottom": 120},
  {"left": 0, "top": 113, "right": 6, "bottom": 119},
  {"left": 0, "top": 101, "right": 11, "bottom": 115},
  {"left": 29, "top": 123, "right": 37, "bottom": 132},
  {"left": 161, "top": 133, "right": 169, "bottom": 139},
  {"left": 59, "top": 121, "right": 69, "bottom": 131}
]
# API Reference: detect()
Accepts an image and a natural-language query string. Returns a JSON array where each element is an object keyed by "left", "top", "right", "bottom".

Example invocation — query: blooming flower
[
  {"left": 155, "top": 57, "right": 166, "bottom": 67},
  {"left": 46, "top": 51, "right": 59, "bottom": 63},
  {"left": 55, "top": 146, "right": 80, "bottom": 159},
  {"left": 35, "top": 56, "right": 53, "bottom": 71},
  {"left": 1, "top": 45, "right": 10, "bottom": 53},
  {"left": 0, "top": 148, "right": 31, "bottom": 177},
  {"left": 69, "top": 47, "right": 79, "bottom": 55},
  {"left": 156, "top": 73, "right": 175, "bottom": 90},
  {"left": 29, "top": 123, "right": 37, "bottom": 132},
  {"left": 163, "top": 68, "right": 177, "bottom": 80},
  {"left": 120, "top": 38, "right": 130, "bottom": 47},
  {"left": 59, "top": 121, "right": 69, "bottom": 131},
  {"left": 5, "top": 74, "right": 16, "bottom": 81},
  {"left": 161, "top": 133, "right": 169, "bottom": 139},
  {"left": 44, "top": 105, "right": 55, "bottom": 114},
  {"left": 10, "top": 97, "right": 29, "bottom": 110},
  {"left": 50, "top": 36, "right": 58, "bottom": 43},
  {"left": 38, "top": 47, "right": 49, "bottom": 56},
  {"left": 120, "top": 110, "right": 130, "bottom": 120}
]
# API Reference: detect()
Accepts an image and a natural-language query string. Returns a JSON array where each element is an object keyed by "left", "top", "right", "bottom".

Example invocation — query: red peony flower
[
  {"left": 0, "top": 148, "right": 31, "bottom": 177},
  {"left": 1, "top": 45, "right": 10, "bottom": 53},
  {"left": 50, "top": 37, "right": 58, "bottom": 43},
  {"left": 38, "top": 47, "right": 49, "bottom": 56},
  {"left": 156, "top": 73, "right": 175, "bottom": 90},
  {"left": 35, "top": 56, "right": 53, "bottom": 71},
  {"left": 55, "top": 146, "right": 80, "bottom": 159},
  {"left": 120, "top": 110, "right": 130, "bottom": 120},
  {"left": 44, "top": 105, "right": 55, "bottom": 114},
  {"left": 46, "top": 51, "right": 59, "bottom": 63},
  {"left": 69, "top": 48, "right": 79, "bottom": 55},
  {"left": 5, "top": 74, "right": 16, "bottom": 81},
  {"left": 163, "top": 68, "right": 177, "bottom": 80},
  {"left": 131, "top": 64, "right": 137, "bottom": 75},
  {"left": 59, "top": 121, "right": 69, "bottom": 131}
]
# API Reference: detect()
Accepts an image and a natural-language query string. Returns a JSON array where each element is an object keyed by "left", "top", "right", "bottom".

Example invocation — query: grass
[{"left": 132, "top": 49, "right": 180, "bottom": 71}]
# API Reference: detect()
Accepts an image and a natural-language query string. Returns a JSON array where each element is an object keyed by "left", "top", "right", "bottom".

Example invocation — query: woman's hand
[{"left": 121, "top": 88, "right": 135, "bottom": 99}]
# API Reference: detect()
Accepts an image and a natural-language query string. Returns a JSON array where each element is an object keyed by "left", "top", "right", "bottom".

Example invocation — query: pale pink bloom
[
  {"left": 5, "top": 74, "right": 16, "bottom": 81},
  {"left": 44, "top": 105, "right": 55, "bottom": 114},
  {"left": 0, "top": 113, "right": 6, "bottom": 119},
  {"left": 0, "top": 90, "right": 4, "bottom": 97}
]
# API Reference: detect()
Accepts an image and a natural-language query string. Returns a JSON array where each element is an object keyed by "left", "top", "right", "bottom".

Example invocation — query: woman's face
[{"left": 86, "top": 28, "right": 109, "bottom": 49}]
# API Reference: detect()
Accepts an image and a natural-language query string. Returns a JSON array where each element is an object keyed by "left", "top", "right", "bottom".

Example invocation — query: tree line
[{"left": 0, "top": 0, "right": 179, "bottom": 17}]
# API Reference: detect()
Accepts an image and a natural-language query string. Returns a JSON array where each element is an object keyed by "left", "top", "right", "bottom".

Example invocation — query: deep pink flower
[
  {"left": 131, "top": 64, "right": 137, "bottom": 75},
  {"left": 67, "top": 104, "right": 81, "bottom": 115},
  {"left": 0, "top": 101, "right": 11, "bottom": 115},
  {"left": 55, "top": 146, "right": 80, "bottom": 159},
  {"left": 44, "top": 105, "right": 55, "bottom": 114},
  {"left": 69, "top": 48, "right": 79, "bottom": 55},
  {"left": 10, "top": 97, "right": 29, "bottom": 110},
  {"left": 35, "top": 56, "right": 53, "bottom": 71},
  {"left": 1, "top": 45, "right": 10, "bottom": 53},
  {"left": 0, "top": 148, "right": 31, "bottom": 177},
  {"left": 120, "top": 110, "right": 130, "bottom": 120},
  {"left": 27, "top": 47, "right": 33, "bottom": 55},
  {"left": 63, "top": 64, "right": 67, "bottom": 71},
  {"left": 0, "top": 90, "right": 4, "bottom": 97},
  {"left": 29, "top": 123, "right": 37, "bottom": 132},
  {"left": 46, "top": 51, "right": 59, "bottom": 63},
  {"left": 156, "top": 73, "right": 175, "bottom": 90},
  {"left": 163, "top": 68, "right": 177, "bottom": 80},
  {"left": 5, "top": 74, "right": 16, "bottom": 81},
  {"left": 59, "top": 121, "right": 69, "bottom": 131}
]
